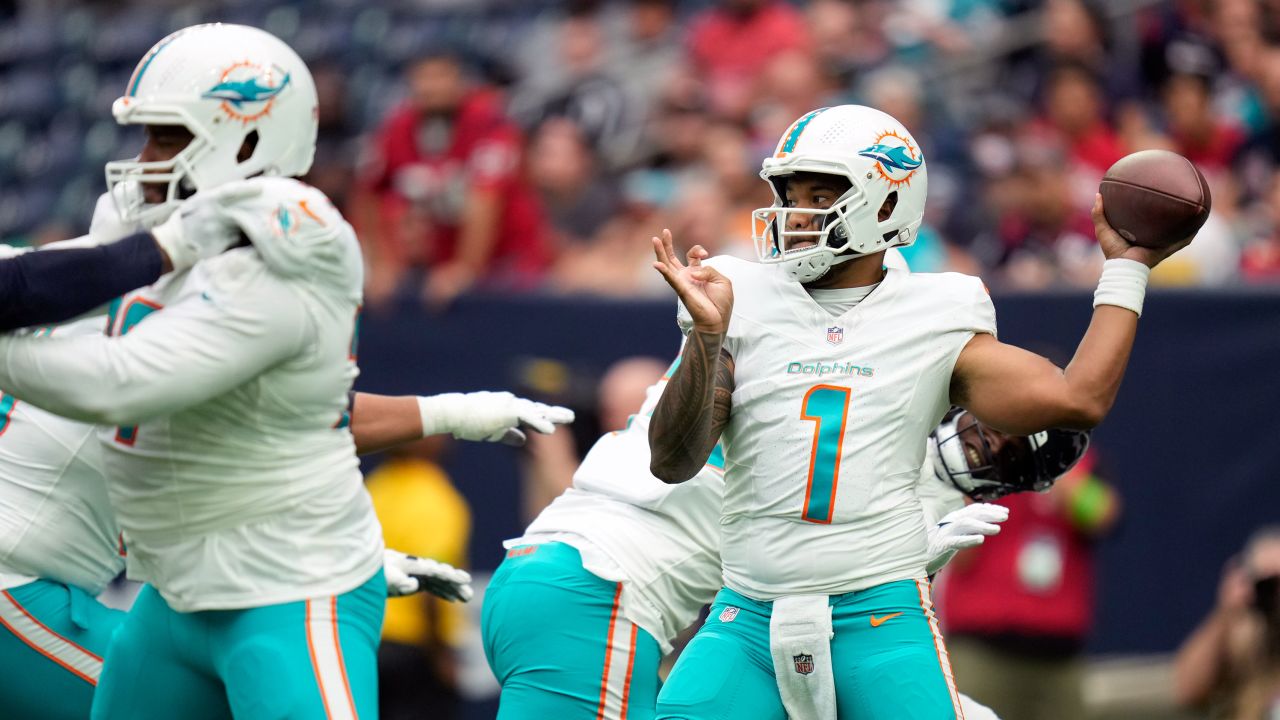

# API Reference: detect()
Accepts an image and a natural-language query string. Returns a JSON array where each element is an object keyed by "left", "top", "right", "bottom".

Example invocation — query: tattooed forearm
[{"left": 649, "top": 331, "right": 734, "bottom": 484}]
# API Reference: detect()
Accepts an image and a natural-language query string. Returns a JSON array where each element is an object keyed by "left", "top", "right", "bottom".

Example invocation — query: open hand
[
  {"left": 651, "top": 229, "right": 733, "bottom": 335},
  {"left": 1092, "top": 194, "right": 1194, "bottom": 269}
]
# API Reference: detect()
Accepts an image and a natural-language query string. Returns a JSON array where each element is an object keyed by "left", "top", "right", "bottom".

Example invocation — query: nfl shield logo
[
  {"left": 793, "top": 654, "right": 815, "bottom": 675},
  {"left": 826, "top": 326, "right": 844, "bottom": 345},
  {"left": 719, "top": 606, "right": 739, "bottom": 623}
]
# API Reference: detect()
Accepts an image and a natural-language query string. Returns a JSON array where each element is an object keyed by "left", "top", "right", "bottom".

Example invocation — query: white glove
[
  {"left": 148, "top": 183, "right": 262, "bottom": 271},
  {"left": 959, "top": 693, "right": 1003, "bottom": 720},
  {"left": 418, "top": 391, "right": 575, "bottom": 446},
  {"left": 384, "top": 549, "right": 473, "bottom": 602},
  {"left": 925, "top": 502, "right": 1009, "bottom": 575},
  {"left": 88, "top": 188, "right": 141, "bottom": 244}
]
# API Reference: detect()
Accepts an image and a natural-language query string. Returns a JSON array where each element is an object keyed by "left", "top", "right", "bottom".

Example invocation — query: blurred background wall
[{"left": 4, "top": 0, "right": 1280, "bottom": 717}]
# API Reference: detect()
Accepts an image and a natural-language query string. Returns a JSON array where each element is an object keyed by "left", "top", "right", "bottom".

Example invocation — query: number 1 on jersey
[{"left": 800, "top": 385, "right": 850, "bottom": 524}]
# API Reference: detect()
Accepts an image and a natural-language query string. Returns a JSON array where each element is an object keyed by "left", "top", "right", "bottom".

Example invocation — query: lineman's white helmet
[
  {"left": 105, "top": 24, "right": 318, "bottom": 227},
  {"left": 753, "top": 105, "right": 927, "bottom": 283}
]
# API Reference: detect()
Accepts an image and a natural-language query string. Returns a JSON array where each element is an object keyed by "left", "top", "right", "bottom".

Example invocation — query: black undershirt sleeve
[{"left": 0, "top": 232, "right": 164, "bottom": 331}]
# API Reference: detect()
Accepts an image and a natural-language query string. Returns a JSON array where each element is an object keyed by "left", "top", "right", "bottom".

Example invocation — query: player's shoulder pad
[
  {"left": 901, "top": 270, "right": 990, "bottom": 303},
  {"left": 224, "top": 177, "right": 362, "bottom": 301},
  {"left": 703, "top": 254, "right": 781, "bottom": 299},
  {"left": 702, "top": 254, "right": 760, "bottom": 281},
  {"left": 903, "top": 270, "right": 996, "bottom": 334}
]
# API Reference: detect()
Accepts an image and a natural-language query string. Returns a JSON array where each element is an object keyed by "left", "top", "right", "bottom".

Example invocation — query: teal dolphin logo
[
  {"left": 857, "top": 143, "right": 922, "bottom": 173},
  {"left": 272, "top": 203, "right": 296, "bottom": 238},
  {"left": 203, "top": 73, "right": 291, "bottom": 107}
]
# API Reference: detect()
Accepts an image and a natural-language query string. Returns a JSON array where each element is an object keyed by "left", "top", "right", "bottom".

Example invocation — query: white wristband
[
  {"left": 417, "top": 393, "right": 464, "bottom": 438},
  {"left": 1093, "top": 258, "right": 1150, "bottom": 317}
]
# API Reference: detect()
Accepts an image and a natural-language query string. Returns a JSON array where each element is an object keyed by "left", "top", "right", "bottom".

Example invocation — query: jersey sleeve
[
  {"left": 959, "top": 277, "right": 997, "bottom": 339},
  {"left": 0, "top": 257, "right": 310, "bottom": 425},
  {"left": 938, "top": 275, "right": 997, "bottom": 377},
  {"left": 0, "top": 233, "right": 164, "bottom": 332}
]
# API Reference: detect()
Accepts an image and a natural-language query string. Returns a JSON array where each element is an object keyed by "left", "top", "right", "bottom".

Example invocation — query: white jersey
[
  {"left": 0, "top": 179, "right": 383, "bottom": 611},
  {"left": 0, "top": 318, "right": 122, "bottom": 595},
  {"left": 681, "top": 256, "right": 996, "bottom": 599},
  {"left": 514, "top": 369, "right": 726, "bottom": 653},
  {"left": 513, "top": 358, "right": 973, "bottom": 650}
]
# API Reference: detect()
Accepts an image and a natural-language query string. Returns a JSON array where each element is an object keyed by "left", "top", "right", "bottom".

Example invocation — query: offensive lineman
[
  {"left": 648, "top": 104, "right": 1191, "bottom": 718},
  {"left": 0, "top": 23, "right": 481, "bottom": 720},
  {"left": 0, "top": 313, "right": 566, "bottom": 719}
]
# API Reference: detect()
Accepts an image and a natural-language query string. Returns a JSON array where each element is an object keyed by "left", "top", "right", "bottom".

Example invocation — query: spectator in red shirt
[
  {"left": 354, "top": 52, "right": 549, "bottom": 309},
  {"left": 686, "top": 0, "right": 809, "bottom": 121},
  {"left": 1163, "top": 71, "right": 1246, "bottom": 173},
  {"left": 1033, "top": 62, "right": 1126, "bottom": 175},
  {"left": 938, "top": 448, "right": 1120, "bottom": 720}
]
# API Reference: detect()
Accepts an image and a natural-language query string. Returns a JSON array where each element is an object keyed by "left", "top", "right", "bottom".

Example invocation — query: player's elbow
[{"left": 1061, "top": 394, "right": 1111, "bottom": 429}]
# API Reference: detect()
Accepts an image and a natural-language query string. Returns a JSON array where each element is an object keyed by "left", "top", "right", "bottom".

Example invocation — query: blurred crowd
[
  {"left": 331, "top": 0, "right": 1280, "bottom": 306},
  {"left": 3, "top": 0, "right": 1280, "bottom": 304}
]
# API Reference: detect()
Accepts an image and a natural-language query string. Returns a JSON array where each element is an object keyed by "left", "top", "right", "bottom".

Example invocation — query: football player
[
  {"left": 0, "top": 23, "right": 570, "bottom": 720},
  {"left": 647, "top": 104, "right": 1189, "bottom": 718},
  {"left": 478, "top": 356, "right": 1088, "bottom": 720},
  {"left": 0, "top": 320, "right": 566, "bottom": 719}
]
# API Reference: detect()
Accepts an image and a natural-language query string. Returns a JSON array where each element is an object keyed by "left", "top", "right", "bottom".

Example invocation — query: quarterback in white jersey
[
  {"left": 649, "top": 104, "right": 1194, "bottom": 719},
  {"left": 481, "top": 343, "right": 1085, "bottom": 720}
]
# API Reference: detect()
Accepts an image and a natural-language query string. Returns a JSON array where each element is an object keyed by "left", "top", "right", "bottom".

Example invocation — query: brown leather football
[{"left": 1099, "top": 150, "right": 1212, "bottom": 249}]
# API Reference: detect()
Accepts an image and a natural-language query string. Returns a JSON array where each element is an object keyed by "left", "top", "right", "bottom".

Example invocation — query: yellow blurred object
[
  {"left": 366, "top": 456, "right": 471, "bottom": 647},
  {"left": 1148, "top": 256, "right": 1199, "bottom": 286}
]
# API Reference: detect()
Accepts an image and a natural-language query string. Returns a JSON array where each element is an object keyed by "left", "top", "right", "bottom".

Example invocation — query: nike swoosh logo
[{"left": 869, "top": 612, "right": 903, "bottom": 627}]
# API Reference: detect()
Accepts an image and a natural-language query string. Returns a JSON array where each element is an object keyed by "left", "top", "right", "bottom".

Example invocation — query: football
[{"left": 1098, "top": 149, "right": 1212, "bottom": 249}]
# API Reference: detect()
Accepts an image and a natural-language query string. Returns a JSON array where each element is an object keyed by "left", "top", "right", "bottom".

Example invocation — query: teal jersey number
[
  {"left": 800, "top": 384, "right": 850, "bottom": 524},
  {"left": 107, "top": 298, "right": 164, "bottom": 445},
  {"left": 0, "top": 393, "right": 15, "bottom": 437}
]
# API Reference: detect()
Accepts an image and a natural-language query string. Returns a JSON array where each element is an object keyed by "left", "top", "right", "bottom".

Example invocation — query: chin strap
[{"left": 781, "top": 248, "right": 866, "bottom": 283}]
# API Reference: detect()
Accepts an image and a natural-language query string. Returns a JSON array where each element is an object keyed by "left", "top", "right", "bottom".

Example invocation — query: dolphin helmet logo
[
  {"left": 203, "top": 61, "right": 291, "bottom": 124},
  {"left": 858, "top": 144, "right": 922, "bottom": 173},
  {"left": 857, "top": 130, "right": 922, "bottom": 187}
]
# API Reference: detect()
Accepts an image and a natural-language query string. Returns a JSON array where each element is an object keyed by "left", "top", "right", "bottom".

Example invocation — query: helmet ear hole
[
  {"left": 237, "top": 130, "right": 260, "bottom": 163},
  {"left": 878, "top": 191, "right": 898, "bottom": 222}
]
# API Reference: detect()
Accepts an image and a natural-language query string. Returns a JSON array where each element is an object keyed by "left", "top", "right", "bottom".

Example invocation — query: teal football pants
[
  {"left": 0, "top": 579, "right": 125, "bottom": 720},
  {"left": 656, "top": 581, "right": 962, "bottom": 720},
  {"left": 482, "top": 542, "right": 662, "bottom": 720},
  {"left": 91, "top": 570, "right": 385, "bottom": 720}
]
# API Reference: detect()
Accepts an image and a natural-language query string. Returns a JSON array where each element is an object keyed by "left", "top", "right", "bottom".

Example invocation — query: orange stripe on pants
[{"left": 595, "top": 583, "right": 624, "bottom": 719}]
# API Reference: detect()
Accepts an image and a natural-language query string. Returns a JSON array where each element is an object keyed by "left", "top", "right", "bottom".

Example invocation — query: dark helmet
[{"left": 930, "top": 407, "right": 1090, "bottom": 501}]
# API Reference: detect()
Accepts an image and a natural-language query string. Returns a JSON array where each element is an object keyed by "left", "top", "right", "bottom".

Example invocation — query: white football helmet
[
  {"left": 753, "top": 105, "right": 928, "bottom": 283},
  {"left": 105, "top": 24, "right": 318, "bottom": 227}
]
